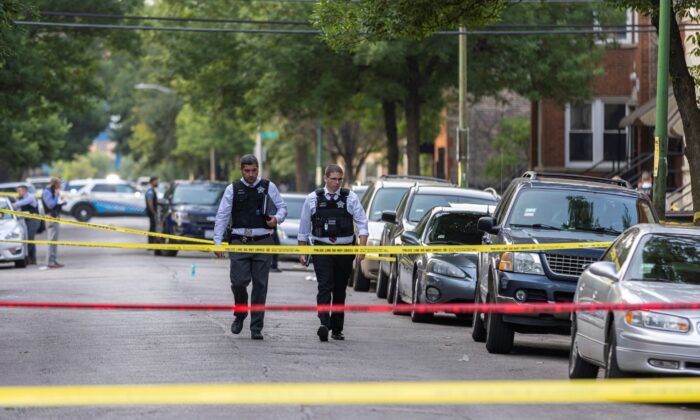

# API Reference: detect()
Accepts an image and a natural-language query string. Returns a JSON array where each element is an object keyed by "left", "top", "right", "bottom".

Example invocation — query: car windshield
[
  {"left": 285, "top": 197, "right": 306, "bottom": 219},
  {"left": 628, "top": 234, "right": 700, "bottom": 285},
  {"left": 408, "top": 193, "right": 496, "bottom": 222},
  {"left": 508, "top": 189, "right": 654, "bottom": 233},
  {"left": 172, "top": 185, "right": 226, "bottom": 205},
  {"left": 426, "top": 212, "right": 484, "bottom": 245},
  {"left": 368, "top": 187, "right": 408, "bottom": 221},
  {"left": 0, "top": 199, "right": 11, "bottom": 220}
]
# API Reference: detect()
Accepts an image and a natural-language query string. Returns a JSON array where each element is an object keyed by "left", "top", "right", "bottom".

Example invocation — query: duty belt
[{"left": 230, "top": 233, "right": 271, "bottom": 243}]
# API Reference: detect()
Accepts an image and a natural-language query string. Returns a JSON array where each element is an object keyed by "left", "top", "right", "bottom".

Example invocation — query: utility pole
[
  {"left": 315, "top": 119, "right": 323, "bottom": 187},
  {"left": 458, "top": 26, "right": 469, "bottom": 188},
  {"left": 209, "top": 147, "right": 216, "bottom": 180},
  {"left": 653, "top": 0, "right": 670, "bottom": 219}
]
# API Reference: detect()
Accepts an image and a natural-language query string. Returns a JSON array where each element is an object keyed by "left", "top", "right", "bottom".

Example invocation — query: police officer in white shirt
[
  {"left": 298, "top": 164, "right": 369, "bottom": 342},
  {"left": 213, "top": 154, "right": 287, "bottom": 340}
]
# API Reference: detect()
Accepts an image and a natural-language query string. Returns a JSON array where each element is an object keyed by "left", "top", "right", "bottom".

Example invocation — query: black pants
[
  {"left": 229, "top": 236, "right": 274, "bottom": 332},
  {"left": 313, "top": 253, "right": 355, "bottom": 333},
  {"left": 147, "top": 212, "right": 156, "bottom": 243}
]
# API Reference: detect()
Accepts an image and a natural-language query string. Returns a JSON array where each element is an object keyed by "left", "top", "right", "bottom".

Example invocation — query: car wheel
[
  {"left": 604, "top": 321, "right": 629, "bottom": 378},
  {"left": 71, "top": 203, "right": 95, "bottom": 222},
  {"left": 160, "top": 231, "right": 179, "bottom": 257},
  {"left": 392, "top": 270, "right": 409, "bottom": 316},
  {"left": 471, "top": 279, "right": 487, "bottom": 343},
  {"left": 568, "top": 315, "right": 599, "bottom": 379},
  {"left": 352, "top": 260, "right": 370, "bottom": 292},
  {"left": 14, "top": 257, "right": 27, "bottom": 268},
  {"left": 410, "top": 272, "right": 432, "bottom": 323},
  {"left": 485, "top": 292, "right": 514, "bottom": 354},
  {"left": 375, "top": 260, "right": 389, "bottom": 299}
]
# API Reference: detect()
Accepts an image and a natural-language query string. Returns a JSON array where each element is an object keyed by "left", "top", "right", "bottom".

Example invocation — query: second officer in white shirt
[{"left": 298, "top": 164, "right": 369, "bottom": 342}]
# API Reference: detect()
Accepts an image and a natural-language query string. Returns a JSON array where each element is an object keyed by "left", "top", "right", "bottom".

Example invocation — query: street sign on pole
[{"left": 260, "top": 131, "right": 279, "bottom": 140}]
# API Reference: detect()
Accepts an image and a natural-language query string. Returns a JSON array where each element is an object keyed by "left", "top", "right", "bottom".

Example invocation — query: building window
[
  {"left": 595, "top": 9, "right": 635, "bottom": 45},
  {"left": 565, "top": 99, "right": 628, "bottom": 168},
  {"left": 569, "top": 103, "right": 593, "bottom": 162}
]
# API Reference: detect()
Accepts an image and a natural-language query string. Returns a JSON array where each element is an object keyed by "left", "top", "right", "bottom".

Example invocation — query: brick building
[{"left": 530, "top": 13, "right": 686, "bottom": 190}]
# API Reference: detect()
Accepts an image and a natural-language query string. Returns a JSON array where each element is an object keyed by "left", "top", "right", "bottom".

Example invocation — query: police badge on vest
[{"left": 312, "top": 188, "right": 354, "bottom": 243}]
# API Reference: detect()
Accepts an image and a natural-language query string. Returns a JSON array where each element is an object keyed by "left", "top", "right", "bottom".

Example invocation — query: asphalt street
[{"left": 0, "top": 217, "right": 697, "bottom": 419}]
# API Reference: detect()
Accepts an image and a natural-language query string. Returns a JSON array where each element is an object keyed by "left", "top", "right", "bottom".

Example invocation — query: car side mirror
[
  {"left": 400, "top": 231, "right": 420, "bottom": 245},
  {"left": 587, "top": 261, "right": 618, "bottom": 280},
  {"left": 381, "top": 210, "right": 397, "bottom": 224},
  {"left": 477, "top": 216, "right": 500, "bottom": 235}
]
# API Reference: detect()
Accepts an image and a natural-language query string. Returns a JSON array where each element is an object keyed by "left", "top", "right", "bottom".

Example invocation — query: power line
[
  {"left": 16, "top": 20, "right": 689, "bottom": 36},
  {"left": 40, "top": 11, "right": 312, "bottom": 26}
]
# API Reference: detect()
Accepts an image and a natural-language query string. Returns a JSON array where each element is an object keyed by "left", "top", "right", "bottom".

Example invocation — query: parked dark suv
[
  {"left": 472, "top": 172, "right": 658, "bottom": 354},
  {"left": 377, "top": 185, "right": 498, "bottom": 301},
  {"left": 154, "top": 181, "right": 228, "bottom": 257}
]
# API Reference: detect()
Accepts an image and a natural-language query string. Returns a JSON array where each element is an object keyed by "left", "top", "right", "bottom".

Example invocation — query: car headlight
[
  {"left": 173, "top": 211, "right": 189, "bottom": 225},
  {"left": 4, "top": 226, "right": 23, "bottom": 240},
  {"left": 625, "top": 311, "right": 690, "bottom": 333},
  {"left": 277, "top": 228, "right": 288, "bottom": 240},
  {"left": 427, "top": 260, "right": 466, "bottom": 278},
  {"left": 498, "top": 252, "right": 544, "bottom": 275}
]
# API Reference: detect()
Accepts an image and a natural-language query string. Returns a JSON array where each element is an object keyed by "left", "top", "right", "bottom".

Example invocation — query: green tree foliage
[
  {"left": 0, "top": 0, "right": 140, "bottom": 179},
  {"left": 313, "top": 0, "right": 507, "bottom": 49},
  {"left": 51, "top": 152, "right": 114, "bottom": 181},
  {"left": 484, "top": 117, "right": 530, "bottom": 181}
]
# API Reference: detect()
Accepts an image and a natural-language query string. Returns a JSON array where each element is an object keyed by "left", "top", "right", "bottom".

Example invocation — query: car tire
[
  {"left": 14, "top": 257, "right": 27, "bottom": 268},
  {"left": 604, "top": 321, "right": 629, "bottom": 378},
  {"left": 471, "top": 280, "right": 487, "bottom": 343},
  {"left": 568, "top": 315, "right": 599, "bottom": 379},
  {"left": 485, "top": 293, "right": 514, "bottom": 354},
  {"left": 410, "top": 272, "right": 432, "bottom": 323},
  {"left": 352, "top": 262, "right": 370, "bottom": 292},
  {"left": 71, "top": 203, "right": 95, "bottom": 222},
  {"left": 392, "top": 271, "right": 409, "bottom": 316},
  {"left": 375, "top": 260, "right": 389, "bottom": 299},
  {"left": 160, "top": 230, "right": 179, "bottom": 257}
]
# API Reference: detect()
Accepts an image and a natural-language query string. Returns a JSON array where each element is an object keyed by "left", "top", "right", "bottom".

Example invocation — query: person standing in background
[{"left": 41, "top": 177, "right": 65, "bottom": 269}]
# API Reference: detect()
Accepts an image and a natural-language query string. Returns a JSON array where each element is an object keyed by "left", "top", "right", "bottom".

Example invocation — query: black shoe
[
  {"left": 251, "top": 331, "right": 264, "bottom": 340},
  {"left": 231, "top": 317, "right": 244, "bottom": 335},
  {"left": 331, "top": 332, "right": 345, "bottom": 341},
  {"left": 317, "top": 325, "right": 329, "bottom": 342},
  {"left": 270, "top": 267, "right": 282, "bottom": 273}
]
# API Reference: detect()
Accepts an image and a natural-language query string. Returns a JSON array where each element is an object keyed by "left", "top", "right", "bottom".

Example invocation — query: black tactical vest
[
  {"left": 20, "top": 198, "right": 38, "bottom": 214},
  {"left": 231, "top": 179, "right": 270, "bottom": 229},
  {"left": 312, "top": 188, "right": 354, "bottom": 238}
]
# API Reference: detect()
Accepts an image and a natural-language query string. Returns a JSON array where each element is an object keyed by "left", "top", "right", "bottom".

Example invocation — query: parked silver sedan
[
  {"left": 569, "top": 224, "right": 700, "bottom": 378},
  {"left": 394, "top": 204, "right": 495, "bottom": 323}
]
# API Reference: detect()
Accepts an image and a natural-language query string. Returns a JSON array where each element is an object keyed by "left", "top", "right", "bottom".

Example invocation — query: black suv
[
  {"left": 154, "top": 181, "right": 228, "bottom": 257},
  {"left": 377, "top": 185, "right": 498, "bottom": 301},
  {"left": 472, "top": 172, "right": 658, "bottom": 354}
]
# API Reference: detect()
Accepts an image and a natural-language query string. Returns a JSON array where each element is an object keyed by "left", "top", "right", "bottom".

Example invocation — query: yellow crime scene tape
[
  {"left": 0, "top": 208, "right": 212, "bottom": 244},
  {"left": 0, "top": 378, "right": 698, "bottom": 406},
  {"left": 0, "top": 208, "right": 612, "bottom": 254},
  {"left": 0, "top": 238, "right": 614, "bottom": 255}
]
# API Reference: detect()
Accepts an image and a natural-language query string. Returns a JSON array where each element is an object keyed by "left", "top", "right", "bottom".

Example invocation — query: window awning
[{"left": 618, "top": 92, "right": 683, "bottom": 137}]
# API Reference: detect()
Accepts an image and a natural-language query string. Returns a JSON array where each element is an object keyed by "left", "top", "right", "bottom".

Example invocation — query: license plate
[{"left": 204, "top": 230, "right": 214, "bottom": 239}]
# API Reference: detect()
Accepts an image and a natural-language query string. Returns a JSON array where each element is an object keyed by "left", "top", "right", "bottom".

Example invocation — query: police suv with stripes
[{"left": 62, "top": 179, "right": 146, "bottom": 222}]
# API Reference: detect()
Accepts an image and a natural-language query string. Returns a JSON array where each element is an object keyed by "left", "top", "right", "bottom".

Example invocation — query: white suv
[{"left": 62, "top": 179, "right": 145, "bottom": 221}]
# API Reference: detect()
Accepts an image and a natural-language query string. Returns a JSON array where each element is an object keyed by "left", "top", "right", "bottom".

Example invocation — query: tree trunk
[
  {"left": 295, "top": 136, "right": 309, "bottom": 192},
  {"left": 405, "top": 55, "right": 421, "bottom": 175},
  {"left": 382, "top": 99, "right": 399, "bottom": 174},
  {"left": 340, "top": 121, "right": 359, "bottom": 185},
  {"left": 660, "top": 12, "right": 700, "bottom": 224}
]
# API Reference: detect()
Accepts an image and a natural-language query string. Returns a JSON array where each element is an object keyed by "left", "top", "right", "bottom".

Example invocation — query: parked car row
[{"left": 349, "top": 171, "right": 699, "bottom": 379}]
